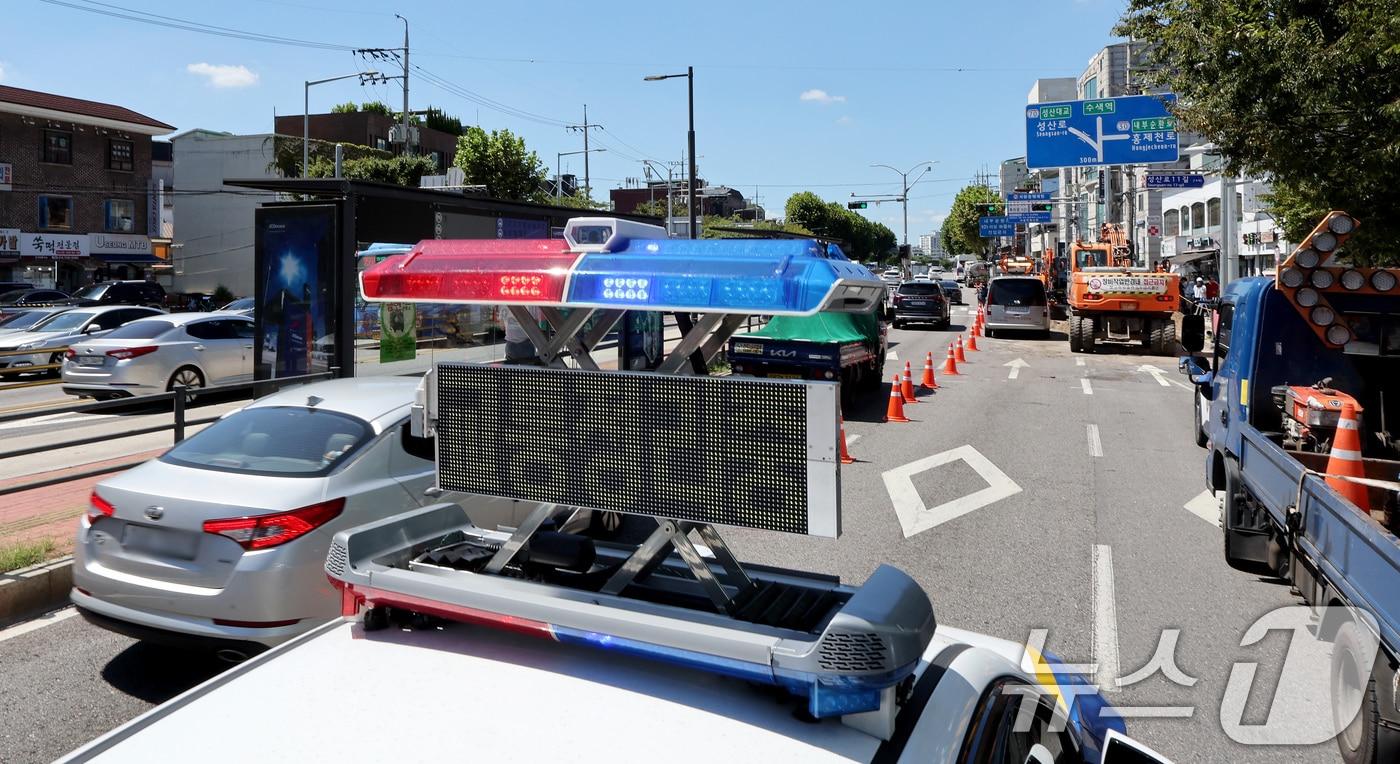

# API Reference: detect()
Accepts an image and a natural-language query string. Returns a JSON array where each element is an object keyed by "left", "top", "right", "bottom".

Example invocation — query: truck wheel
[
  {"left": 1194, "top": 394, "right": 1209, "bottom": 448},
  {"left": 1083, "top": 317, "right": 1098, "bottom": 354},
  {"left": 1068, "top": 316, "right": 1083, "bottom": 353},
  {"left": 1160, "top": 320, "right": 1177, "bottom": 356},
  {"left": 1149, "top": 322, "right": 1165, "bottom": 354},
  {"left": 1331, "top": 619, "right": 1379, "bottom": 764}
]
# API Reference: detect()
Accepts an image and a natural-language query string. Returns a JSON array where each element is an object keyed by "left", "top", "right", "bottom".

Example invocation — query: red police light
[{"left": 360, "top": 239, "right": 578, "bottom": 305}]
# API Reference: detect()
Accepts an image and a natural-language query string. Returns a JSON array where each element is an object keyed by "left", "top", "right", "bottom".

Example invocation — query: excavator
[{"left": 1066, "top": 224, "right": 1182, "bottom": 355}]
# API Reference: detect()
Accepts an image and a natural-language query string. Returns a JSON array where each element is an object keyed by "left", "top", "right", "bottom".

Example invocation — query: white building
[
  {"left": 1158, "top": 176, "right": 1286, "bottom": 278},
  {"left": 170, "top": 130, "right": 281, "bottom": 296}
]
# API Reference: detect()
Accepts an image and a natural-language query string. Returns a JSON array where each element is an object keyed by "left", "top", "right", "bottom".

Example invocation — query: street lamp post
[
  {"left": 870, "top": 161, "right": 937, "bottom": 251},
  {"left": 304, "top": 71, "right": 380, "bottom": 178},
  {"left": 641, "top": 159, "right": 675, "bottom": 227},
  {"left": 644, "top": 67, "right": 696, "bottom": 238},
  {"left": 556, "top": 148, "right": 606, "bottom": 199}
]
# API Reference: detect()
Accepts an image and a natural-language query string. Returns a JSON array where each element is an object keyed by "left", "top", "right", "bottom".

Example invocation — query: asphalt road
[{"left": 0, "top": 291, "right": 1343, "bottom": 763}]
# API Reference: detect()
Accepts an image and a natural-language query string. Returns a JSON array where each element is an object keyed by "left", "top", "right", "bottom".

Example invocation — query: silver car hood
[{"left": 0, "top": 329, "right": 72, "bottom": 348}]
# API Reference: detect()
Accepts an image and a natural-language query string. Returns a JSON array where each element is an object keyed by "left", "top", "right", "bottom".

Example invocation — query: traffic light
[
  {"left": 848, "top": 201, "right": 868, "bottom": 210},
  {"left": 1032, "top": 202, "right": 1052, "bottom": 213}
]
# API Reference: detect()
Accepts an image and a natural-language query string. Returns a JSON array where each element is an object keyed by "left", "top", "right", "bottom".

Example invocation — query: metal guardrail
[
  {"left": 0, "top": 346, "right": 68, "bottom": 389},
  {"left": 0, "top": 370, "right": 336, "bottom": 497}
]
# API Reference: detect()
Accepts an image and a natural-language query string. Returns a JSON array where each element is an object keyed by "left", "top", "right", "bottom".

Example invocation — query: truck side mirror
[
  {"left": 1099, "top": 730, "right": 1173, "bottom": 763},
  {"left": 1180, "top": 313, "right": 1205, "bottom": 353}
]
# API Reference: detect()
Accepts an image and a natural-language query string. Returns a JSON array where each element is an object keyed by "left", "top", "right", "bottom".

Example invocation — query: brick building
[
  {"left": 272, "top": 111, "right": 460, "bottom": 171},
  {"left": 0, "top": 86, "right": 174, "bottom": 291}
]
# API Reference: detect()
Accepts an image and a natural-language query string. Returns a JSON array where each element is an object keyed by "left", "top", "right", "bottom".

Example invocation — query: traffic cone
[
  {"left": 901, "top": 361, "right": 919, "bottom": 403},
  {"left": 966, "top": 330, "right": 980, "bottom": 352},
  {"left": 839, "top": 414, "right": 856, "bottom": 464},
  {"left": 940, "top": 344, "right": 960, "bottom": 375},
  {"left": 920, "top": 351, "right": 939, "bottom": 390},
  {"left": 955, "top": 336, "right": 968, "bottom": 363},
  {"left": 1325, "top": 402, "right": 1370, "bottom": 511},
  {"left": 884, "top": 375, "right": 910, "bottom": 423}
]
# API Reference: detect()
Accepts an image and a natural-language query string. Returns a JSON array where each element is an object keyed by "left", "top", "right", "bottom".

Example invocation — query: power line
[
  {"left": 413, "top": 49, "right": 1046, "bottom": 74},
  {"left": 38, "top": 0, "right": 361, "bottom": 50},
  {"left": 411, "top": 65, "right": 572, "bottom": 128}
]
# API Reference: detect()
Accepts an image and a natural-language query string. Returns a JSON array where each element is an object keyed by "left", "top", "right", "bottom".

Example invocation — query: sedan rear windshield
[
  {"left": 72, "top": 284, "right": 109, "bottom": 300},
  {"left": 898, "top": 283, "right": 942, "bottom": 296},
  {"left": 100, "top": 320, "right": 175, "bottom": 341},
  {"left": 989, "top": 279, "right": 1047, "bottom": 306},
  {"left": 0, "top": 311, "right": 46, "bottom": 329},
  {"left": 161, "top": 407, "right": 373, "bottom": 477}
]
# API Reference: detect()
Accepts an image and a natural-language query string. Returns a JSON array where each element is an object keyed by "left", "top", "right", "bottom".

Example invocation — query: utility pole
[
  {"left": 566, "top": 105, "right": 603, "bottom": 201},
  {"left": 354, "top": 16, "right": 412, "bottom": 158}
]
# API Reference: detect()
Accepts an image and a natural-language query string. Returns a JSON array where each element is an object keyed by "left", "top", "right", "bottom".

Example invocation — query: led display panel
[{"left": 433, "top": 363, "right": 840, "bottom": 537}]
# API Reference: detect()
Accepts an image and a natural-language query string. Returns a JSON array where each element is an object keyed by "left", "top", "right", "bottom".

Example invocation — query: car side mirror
[{"left": 84, "top": 324, "right": 103, "bottom": 334}]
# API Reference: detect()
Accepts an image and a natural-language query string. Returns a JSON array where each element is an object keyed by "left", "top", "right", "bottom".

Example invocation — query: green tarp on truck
[{"left": 739, "top": 310, "right": 879, "bottom": 346}]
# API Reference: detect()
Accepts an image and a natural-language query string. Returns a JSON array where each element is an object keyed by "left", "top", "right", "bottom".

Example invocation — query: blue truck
[
  {"left": 727, "top": 310, "right": 887, "bottom": 407},
  {"left": 1180, "top": 214, "right": 1400, "bottom": 763}
]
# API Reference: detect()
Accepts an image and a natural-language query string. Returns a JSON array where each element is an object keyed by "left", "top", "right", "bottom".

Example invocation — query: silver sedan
[
  {"left": 70, "top": 377, "right": 554, "bottom": 656},
  {"left": 62, "top": 313, "right": 254, "bottom": 399},
  {"left": 0, "top": 305, "right": 163, "bottom": 375}
]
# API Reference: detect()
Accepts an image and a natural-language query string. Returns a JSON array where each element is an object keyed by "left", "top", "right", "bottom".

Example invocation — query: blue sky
[{"left": 7, "top": 0, "right": 1127, "bottom": 238}]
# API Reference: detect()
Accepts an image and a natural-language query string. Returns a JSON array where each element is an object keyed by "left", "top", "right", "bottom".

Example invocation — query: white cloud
[
  {"left": 799, "top": 88, "right": 845, "bottom": 105},
  {"left": 186, "top": 63, "right": 258, "bottom": 88}
]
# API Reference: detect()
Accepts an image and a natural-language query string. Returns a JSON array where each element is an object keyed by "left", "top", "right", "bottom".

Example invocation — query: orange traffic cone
[
  {"left": 955, "top": 336, "right": 968, "bottom": 363},
  {"left": 940, "top": 344, "right": 960, "bottom": 376},
  {"left": 839, "top": 414, "right": 856, "bottom": 464},
  {"left": 884, "top": 375, "right": 910, "bottom": 423},
  {"left": 1325, "top": 402, "right": 1370, "bottom": 510},
  {"left": 901, "top": 361, "right": 919, "bottom": 403},
  {"left": 920, "top": 351, "right": 939, "bottom": 390},
  {"left": 966, "top": 330, "right": 980, "bottom": 352}
]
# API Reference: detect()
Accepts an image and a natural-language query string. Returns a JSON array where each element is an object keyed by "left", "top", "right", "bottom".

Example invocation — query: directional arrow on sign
[
  {"left": 1005, "top": 358, "right": 1029, "bottom": 380},
  {"left": 1136, "top": 364, "right": 1170, "bottom": 387}
]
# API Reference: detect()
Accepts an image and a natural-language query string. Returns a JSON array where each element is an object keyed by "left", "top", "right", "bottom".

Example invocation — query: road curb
[{"left": 0, "top": 555, "right": 72, "bottom": 629}]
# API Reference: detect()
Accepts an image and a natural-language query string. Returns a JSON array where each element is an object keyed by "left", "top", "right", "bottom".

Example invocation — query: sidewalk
[{"left": 0, "top": 449, "right": 163, "bottom": 557}]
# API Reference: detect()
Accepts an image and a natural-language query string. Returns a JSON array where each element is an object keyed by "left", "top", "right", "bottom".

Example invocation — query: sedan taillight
[
  {"left": 202, "top": 498, "right": 346, "bottom": 550},
  {"left": 106, "top": 346, "right": 158, "bottom": 360},
  {"left": 64, "top": 348, "right": 77, "bottom": 360},
  {"left": 88, "top": 490, "right": 115, "bottom": 523}
]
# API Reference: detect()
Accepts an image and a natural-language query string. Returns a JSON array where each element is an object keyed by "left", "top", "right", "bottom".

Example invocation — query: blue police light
[{"left": 565, "top": 238, "right": 885, "bottom": 315}]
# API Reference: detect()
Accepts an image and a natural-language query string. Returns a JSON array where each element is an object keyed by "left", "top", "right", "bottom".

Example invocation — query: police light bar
[
  {"left": 566, "top": 238, "right": 886, "bottom": 315},
  {"left": 360, "top": 238, "right": 577, "bottom": 306},
  {"left": 357, "top": 217, "right": 885, "bottom": 315}
]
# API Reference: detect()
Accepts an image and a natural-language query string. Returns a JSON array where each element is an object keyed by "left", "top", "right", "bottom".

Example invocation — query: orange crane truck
[{"left": 1067, "top": 224, "right": 1182, "bottom": 355}]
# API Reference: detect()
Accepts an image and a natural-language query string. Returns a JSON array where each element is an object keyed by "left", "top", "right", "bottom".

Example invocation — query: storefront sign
[
  {"left": 88, "top": 233, "right": 154, "bottom": 257},
  {"left": 0, "top": 228, "right": 19, "bottom": 254},
  {"left": 0, "top": 163, "right": 12, "bottom": 192},
  {"left": 23, "top": 232, "right": 87, "bottom": 259}
]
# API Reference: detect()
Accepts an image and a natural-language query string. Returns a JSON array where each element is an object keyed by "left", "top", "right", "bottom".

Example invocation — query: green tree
[
  {"left": 422, "top": 106, "right": 464, "bottom": 136},
  {"left": 452, "top": 126, "right": 548, "bottom": 201},
  {"left": 942, "top": 184, "right": 1002, "bottom": 256},
  {"left": 782, "top": 192, "right": 897, "bottom": 261},
  {"left": 633, "top": 199, "right": 687, "bottom": 219},
  {"left": 548, "top": 191, "right": 609, "bottom": 210},
  {"left": 331, "top": 101, "right": 359, "bottom": 114},
  {"left": 1117, "top": 0, "right": 1400, "bottom": 263}
]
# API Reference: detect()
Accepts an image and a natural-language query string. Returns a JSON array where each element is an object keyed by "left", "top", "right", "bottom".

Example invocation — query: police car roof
[{"left": 61, "top": 620, "right": 1031, "bottom": 764}]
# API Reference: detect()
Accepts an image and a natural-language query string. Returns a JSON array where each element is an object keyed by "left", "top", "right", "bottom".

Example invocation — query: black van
[{"left": 70, "top": 280, "right": 167, "bottom": 309}]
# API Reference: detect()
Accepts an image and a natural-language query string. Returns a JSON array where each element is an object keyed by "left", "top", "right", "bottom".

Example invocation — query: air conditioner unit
[{"left": 388, "top": 125, "right": 420, "bottom": 145}]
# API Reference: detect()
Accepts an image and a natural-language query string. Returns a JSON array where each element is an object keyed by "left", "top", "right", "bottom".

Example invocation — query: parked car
[
  {"left": 939, "top": 279, "right": 963, "bottom": 305},
  {"left": 69, "top": 280, "right": 167, "bottom": 309},
  {"left": 0, "top": 281, "right": 34, "bottom": 293},
  {"left": 983, "top": 276, "right": 1051, "bottom": 338},
  {"left": 0, "top": 306, "right": 72, "bottom": 335},
  {"left": 0, "top": 305, "right": 162, "bottom": 375},
  {"left": 62, "top": 313, "right": 255, "bottom": 399},
  {"left": 0, "top": 288, "right": 70, "bottom": 317},
  {"left": 70, "top": 376, "right": 561, "bottom": 654},
  {"left": 891, "top": 281, "right": 950, "bottom": 329},
  {"left": 217, "top": 297, "right": 255, "bottom": 317}
]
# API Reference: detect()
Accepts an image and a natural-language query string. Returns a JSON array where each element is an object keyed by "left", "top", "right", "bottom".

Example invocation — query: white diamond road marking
[
  {"left": 1184, "top": 489, "right": 1223, "bottom": 527},
  {"left": 1081, "top": 378, "right": 1094, "bottom": 395},
  {"left": 881, "top": 445, "right": 1023, "bottom": 538},
  {"left": 846, "top": 434, "right": 862, "bottom": 447},
  {"left": 888, "top": 350, "right": 898, "bottom": 361},
  {"left": 1076, "top": 358, "right": 1086, "bottom": 367}
]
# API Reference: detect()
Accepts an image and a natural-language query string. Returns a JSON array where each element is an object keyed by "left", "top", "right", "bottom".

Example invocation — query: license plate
[
  {"left": 732, "top": 342, "right": 764, "bottom": 355},
  {"left": 122, "top": 524, "right": 199, "bottom": 560},
  {"left": 1118, "top": 302, "right": 1139, "bottom": 311},
  {"left": 1007, "top": 307, "right": 1030, "bottom": 315},
  {"left": 768, "top": 373, "right": 801, "bottom": 379},
  {"left": 908, "top": 300, "right": 929, "bottom": 307},
  {"left": 76, "top": 355, "right": 105, "bottom": 366}
]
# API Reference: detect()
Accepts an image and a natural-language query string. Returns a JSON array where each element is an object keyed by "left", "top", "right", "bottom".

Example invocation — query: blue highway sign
[
  {"left": 1006, "top": 191, "right": 1051, "bottom": 223},
  {"left": 1007, "top": 192, "right": 1051, "bottom": 202},
  {"left": 1145, "top": 172, "right": 1205, "bottom": 189},
  {"left": 980, "top": 217, "right": 1017, "bottom": 237},
  {"left": 1026, "top": 94, "right": 1179, "bottom": 169}
]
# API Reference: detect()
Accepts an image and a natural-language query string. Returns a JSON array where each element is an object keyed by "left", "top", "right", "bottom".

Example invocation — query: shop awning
[
  {"left": 1163, "top": 249, "right": 1216, "bottom": 266},
  {"left": 93, "top": 252, "right": 164, "bottom": 264}
]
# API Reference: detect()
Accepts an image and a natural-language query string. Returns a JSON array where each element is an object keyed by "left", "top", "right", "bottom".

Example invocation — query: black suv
[
  {"left": 69, "top": 280, "right": 166, "bottom": 309},
  {"left": 891, "top": 281, "right": 950, "bottom": 329}
]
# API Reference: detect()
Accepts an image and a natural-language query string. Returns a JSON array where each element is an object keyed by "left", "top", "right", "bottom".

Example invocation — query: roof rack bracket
[
  {"left": 601, "top": 519, "right": 746, "bottom": 613},
  {"left": 483, "top": 502, "right": 563, "bottom": 575}
]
